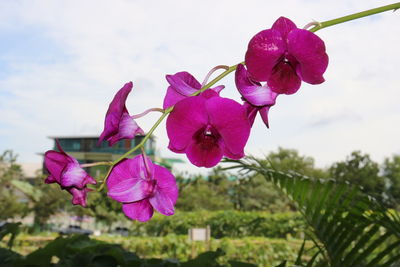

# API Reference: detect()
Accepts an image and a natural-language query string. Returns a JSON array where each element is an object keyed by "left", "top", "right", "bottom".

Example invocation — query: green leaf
[{"left": 225, "top": 157, "right": 400, "bottom": 266}]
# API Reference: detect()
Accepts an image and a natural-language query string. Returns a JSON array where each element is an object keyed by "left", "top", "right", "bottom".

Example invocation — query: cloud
[{"left": 0, "top": 0, "right": 399, "bottom": 172}]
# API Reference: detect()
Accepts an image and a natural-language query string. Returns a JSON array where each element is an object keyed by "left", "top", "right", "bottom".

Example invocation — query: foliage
[
  {"left": 3, "top": 233, "right": 306, "bottom": 266},
  {"left": 382, "top": 155, "right": 400, "bottom": 209},
  {"left": 128, "top": 211, "right": 305, "bottom": 239},
  {"left": 226, "top": 157, "right": 400, "bottom": 266},
  {"left": 329, "top": 150, "right": 386, "bottom": 204},
  {"left": 175, "top": 168, "right": 235, "bottom": 211},
  {"left": 12, "top": 177, "right": 71, "bottom": 232},
  {"left": 0, "top": 151, "right": 28, "bottom": 220},
  {"left": 267, "top": 147, "right": 327, "bottom": 179},
  {"left": 85, "top": 190, "right": 126, "bottom": 230}
]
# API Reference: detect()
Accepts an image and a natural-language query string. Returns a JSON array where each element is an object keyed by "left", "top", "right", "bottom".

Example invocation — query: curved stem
[
  {"left": 80, "top": 161, "right": 112, "bottom": 168},
  {"left": 131, "top": 108, "right": 164, "bottom": 119},
  {"left": 193, "top": 63, "right": 243, "bottom": 96},
  {"left": 201, "top": 65, "right": 230, "bottom": 88},
  {"left": 309, "top": 2, "right": 400, "bottom": 32}
]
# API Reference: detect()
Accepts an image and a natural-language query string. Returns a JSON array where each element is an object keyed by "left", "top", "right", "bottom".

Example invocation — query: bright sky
[{"left": 0, "top": 0, "right": 399, "bottom": 174}]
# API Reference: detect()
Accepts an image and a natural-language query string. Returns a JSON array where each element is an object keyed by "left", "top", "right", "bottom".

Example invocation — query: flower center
[
  {"left": 144, "top": 179, "right": 157, "bottom": 197},
  {"left": 194, "top": 125, "right": 220, "bottom": 150}
]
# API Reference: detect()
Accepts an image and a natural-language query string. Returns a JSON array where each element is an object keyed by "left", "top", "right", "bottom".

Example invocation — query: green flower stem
[
  {"left": 309, "top": 2, "right": 400, "bottom": 32},
  {"left": 97, "top": 3, "right": 400, "bottom": 191},
  {"left": 97, "top": 63, "right": 242, "bottom": 191},
  {"left": 80, "top": 161, "right": 113, "bottom": 168},
  {"left": 193, "top": 63, "right": 243, "bottom": 95}
]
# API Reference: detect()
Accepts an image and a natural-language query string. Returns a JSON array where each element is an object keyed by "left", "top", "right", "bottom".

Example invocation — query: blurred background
[{"left": 1, "top": 0, "right": 399, "bottom": 265}]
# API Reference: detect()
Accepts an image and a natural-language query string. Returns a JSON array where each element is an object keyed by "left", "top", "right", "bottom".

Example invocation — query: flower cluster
[{"left": 43, "top": 16, "right": 328, "bottom": 222}]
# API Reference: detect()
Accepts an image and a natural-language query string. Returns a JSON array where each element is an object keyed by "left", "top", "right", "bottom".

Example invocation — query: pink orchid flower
[
  {"left": 44, "top": 141, "right": 96, "bottom": 207},
  {"left": 99, "top": 82, "right": 144, "bottom": 146},
  {"left": 235, "top": 64, "right": 278, "bottom": 128},
  {"left": 166, "top": 90, "right": 251, "bottom": 168},
  {"left": 245, "top": 17, "right": 329, "bottom": 95},
  {"left": 163, "top": 71, "right": 224, "bottom": 109},
  {"left": 107, "top": 155, "right": 178, "bottom": 222}
]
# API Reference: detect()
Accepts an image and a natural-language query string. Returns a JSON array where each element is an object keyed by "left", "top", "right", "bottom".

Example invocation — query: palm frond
[{"left": 225, "top": 157, "right": 400, "bottom": 266}]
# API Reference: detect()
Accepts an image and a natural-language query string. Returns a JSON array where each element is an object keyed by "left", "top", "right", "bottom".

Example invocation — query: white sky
[{"left": 0, "top": 0, "right": 399, "bottom": 174}]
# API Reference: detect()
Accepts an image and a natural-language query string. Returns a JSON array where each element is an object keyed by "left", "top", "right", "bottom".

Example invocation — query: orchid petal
[
  {"left": 108, "top": 178, "right": 153, "bottom": 203},
  {"left": 235, "top": 64, "right": 278, "bottom": 106},
  {"left": 44, "top": 150, "right": 70, "bottom": 183},
  {"left": 163, "top": 86, "right": 186, "bottom": 109},
  {"left": 186, "top": 140, "right": 223, "bottom": 168},
  {"left": 107, "top": 113, "right": 144, "bottom": 146},
  {"left": 149, "top": 190, "right": 175, "bottom": 216},
  {"left": 68, "top": 187, "right": 91, "bottom": 207},
  {"left": 44, "top": 175, "right": 57, "bottom": 184},
  {"left": 245, "top": 29, "right": 285, "bottom": 82},
  {"left": 122, "top": 200, "right": 154, "bottom": 222},
  {"left": 153, "top": 164, "right": 178, "bottom": 204},
  {"left": 107, "top": 156, "right": 154, "bottom": 189},
  {"left": 271, "top": 17, "right": 297, "bottom": 41},
  {"left": 206, "top": 97, "right": 250, "bottom": 158},
  {"left": 99, "top": 82, "right": 136, "bottom": 145},
  {"left": 268, "top": 61, "right": 301, "bottom": 94},
  {"left": 61, "top": 161, "right": 90, "bottom": 188},
  {"left": 166, "top": 96, "right": 207, "bottom": 152},
  {"left": 243, "top": 102, "right": 258, "bottom": 127},
  {"left": 211, "top": 85, "right": 225, "bottom": 94},
  {"left": 166, "top": 72, "right": 201, "bottom": 96},
  {"left": 287, "top": 29, "right": 328, "bottom": 84},
  {"left": 260, "top": 106, "right": 272, "bottom": 128}
]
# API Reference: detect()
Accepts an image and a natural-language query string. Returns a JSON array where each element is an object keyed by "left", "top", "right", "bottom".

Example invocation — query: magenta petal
[
  {"left": 166, "top": 96, "right": 208, "bottom": 152},
  {"left": 122, "top": 200, "right": 154, "bottom": 222},
  {"left": 245, "top": 29, "right": 285, "bottom": 82},
  {"left": 268, "top": 61, "right": 301, "bottom": 94},
  {"left": 153, "top": 165, "right": 178, "bottom": 204},
  {"left": 211, "top": 85, "right": 225, "bottom": 94},
  {"left": 271, "top": 17, "right": 297, "bottom": 40},
  {"left": 166, "top": 72, "right": 201, "bottom": 95},
  {"left": 107, "top": 159, "right": 133, "bottom": 189},
  {"left": 68, "top": 187, "right": 91, "bottom": 207},
  {"left": 44, "top": 150, "right": 69, "bottom": 183},
  {"left": 99, "top": 82, "right": 133, "bottom": 145},
  {"left": 163, "top": 86, "right": 187, "bottom": 109},
  {"left": 108, "top": 113, "right": 144, "bottom": 146},
  {"left": 287, "top": 29, "right": 328, "bottom": 84},
  {"left": 107, "top": 156, "right": 154, "bottom": 189},
  {"left": 44, "top": 175, "right": 57, "bottom": 184},
  {"left": 149, "top": 190, "right": 175, "bottom": 216},
  {"left": 243, "top": 102, "right": 258, "bottom": 127},
  {"left": 108, "top": 178, "right": 152, "bottom": 203},
  {"left": 235, "top": 64, "right": 278, "bottom": 107},
  {"left": 130, "top": 155, "right": 155, "bottom": 180},
  {"left": 61, "top": 161, "right": 90, "bottom": 188},
  {"left": 186, "top": 140, "right": 223, "bottom": 168},
  {"left": 260, "top": 106, "right": 272, "bottom": 128},
  {"left": 206, "top": 97, "right": 250, "bottom": 158}
]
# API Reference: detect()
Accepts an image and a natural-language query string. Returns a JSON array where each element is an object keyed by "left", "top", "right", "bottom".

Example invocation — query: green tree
[
  {"left": 0, "top": 150, "right": 28, "bottom": 220},
  {"left": 175, "top": 168, "right": 234, "bottom": 211},
  {"left": 85, "top": 190, "right": 127, "bottom": 231},
  {"left": 382, "top": 154, "right": 400, "bottom": 208},
  {"left": 232, "top": 173, "right": 292, "bottom": 212},
  {"left": 329, "top": 151, "right": 386, "bottom": 204},
  {"left": 267, "top": 147, "right": 327, "bottom": 179},
  {"left": 233, "top": 148, "right": 327, "bottom": 212}
]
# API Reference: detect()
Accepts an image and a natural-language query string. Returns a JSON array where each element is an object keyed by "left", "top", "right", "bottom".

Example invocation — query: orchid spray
[{"left": 44, "top": 3, "right": 400, "bottom": 222}]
